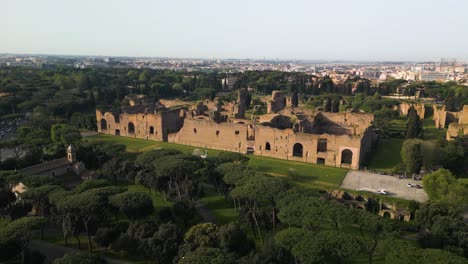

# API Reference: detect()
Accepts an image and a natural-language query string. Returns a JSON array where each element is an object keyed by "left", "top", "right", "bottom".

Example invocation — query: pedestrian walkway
[{"left": 30, "top": 240, "right": 131, "bottom": 264}]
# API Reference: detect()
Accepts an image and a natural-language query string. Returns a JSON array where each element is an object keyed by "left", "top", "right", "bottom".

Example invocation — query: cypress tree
[
  {"left": 401, "top": 139, "right": 424, "bottom": 173},
  {"left": 405, "top": 106, "right": 423, "bottom": 139}
]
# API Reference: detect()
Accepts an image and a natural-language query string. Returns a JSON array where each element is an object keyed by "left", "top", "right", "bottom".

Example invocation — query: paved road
[
  {"left": 341, "top": 170, "right": 428, "bottom": 202},
  {"left": 29, "top": 240, "right": 131, "bottom": 264}
]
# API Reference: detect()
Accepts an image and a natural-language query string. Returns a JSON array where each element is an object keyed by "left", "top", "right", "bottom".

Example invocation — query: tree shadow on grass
[
  {"left": 249, "top": 165, "right": 272, "bottom": 172},
  {"left": 286, "top": 169, "right": 318, "bottom": 183}
]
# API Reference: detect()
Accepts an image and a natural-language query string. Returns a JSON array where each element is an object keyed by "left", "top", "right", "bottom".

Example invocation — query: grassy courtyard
[
  {"left": 365, "top": 137, "right": 404, "bottom": 172},
  {"left": 423, "top": 116, "right": 446, "bottom": 142},
  {"left": 86, "top": 134, "right": 348, "bottom": 188},
  {"left": 365, "top": 115, "right": 447, "bottom": 172}
]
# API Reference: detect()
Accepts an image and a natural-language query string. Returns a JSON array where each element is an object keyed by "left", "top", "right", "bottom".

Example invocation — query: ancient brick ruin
[
  {"left": 438, "top": 105, "right": 468, "bottom": 140},
  {"left": 96, "top": 92, "right": 377, "bottom": 170}
]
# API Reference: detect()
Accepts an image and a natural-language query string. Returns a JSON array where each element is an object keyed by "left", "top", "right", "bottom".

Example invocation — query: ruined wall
[
  {"left": 235, "top": 88, "right": 247, "bottom": 119},
  {"left": 446, "top": 123, "right": 468, "bottom": 141},
  {"left": 459, "top": 105, "right": 468, "bottom": 124},
  {"left": 359, "top": 128, "right": 377, "bottom": 165},
  {"left": 161, "top": 109, "right": 185, "bottom": 141},
  {"left": 169, "top": 119, "right": 250, "bottom": 153},
  {"left": 394, "top": 103, "right": 425, "bottom": 119},
  {"left": 97, "top": 103, "right": 374, "bottom": 170},
  {"left": 252, "top": 126, "right": 363, "bottom": 169},
  {"left": 97, "top": 109, "right": 165, "bottom": 141},
  {"left": 433, "top": 105, "right": 447, "bottom": 129},
  {"left": 433, "top": 104, "right": 467, "bottom": 129},
  {"left": 96, "top": 110, "right": 121, "bottom": 136},
  {"left": 320, "top": 112, "right": 374, "bottom": 135},
  {"left": 267, "top": 91, "right": 287, "bottom": 113}
]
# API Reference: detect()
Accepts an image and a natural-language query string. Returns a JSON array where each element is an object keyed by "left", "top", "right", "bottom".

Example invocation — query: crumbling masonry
[{"left": 96, "top": 92, "right": 377, "bottom": 170}]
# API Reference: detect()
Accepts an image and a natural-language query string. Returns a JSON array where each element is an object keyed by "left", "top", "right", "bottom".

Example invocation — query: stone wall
[
  {"left": 97, "top": 94, "right": 376, "bottom": 170},
  {"left": 252, "top": 125, "right": 364, "bottom": 169},
  {"left": 96, "top": 108, "right": 183, "bottom": 141},
  {"left": 267, "top": 91, "right": 287, "bottom": 113},
  {"left": 433, "top": 105, "right": 468, "bottom": 139},
  {"left": 446, "top": 123, "right": 467, "bottom": 141},
  {"left": 169, "top": 119, "right": 250, "bottom": 153},
  {"left": 394, "top": 103, "right": 425, "bottom": 119},
  {"left": 459, "top": 105, "right": 468, "bottom": 124},
  {"left": 433, "top": 105, "right": 447, "bottom": 129},
  {"left": 320, "top": 112, "right": 374, "bottom": 135}
]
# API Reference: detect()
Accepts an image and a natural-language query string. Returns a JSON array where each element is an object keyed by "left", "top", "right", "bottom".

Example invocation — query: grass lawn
[
  {"left": 423, "top": 116, "right": 446, "bottom": 142},
  {"left": 128, "top": 184, "right": 172, "bottom": 211},
  {"left": 201, "top": 187, "right": 238, "bottom": 225},
  {"left": 86, "top": 134, "right": 348, "bottom": 188},
  {"left": 365, "top": 115, "right": 446, "bottom": 172},
  {"left": 365, "top": 138, "right": 403, "bottom": 172},
  {"left": 249, "top": 155, "right": 347, "bottom": 188}
]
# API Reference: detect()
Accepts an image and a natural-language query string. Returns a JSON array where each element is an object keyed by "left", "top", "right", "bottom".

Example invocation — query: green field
[
  {"left": 365, "top": 138, "right": 404, "bottom": 172},
  {"left": 365, "top": 115, "right": 447, "bottom": 172},
  {"left": 86, "top": 134, "right": 348, "bottom": 188},
  {"left": 249, "top": 155, "right": 346, "bottom": 187},
  {"left": 200, "top": 188, "right": 238, "bottom": 225},
  {"left": 128, "top": 184, "right": 173, "bottom": 211},
  {"left": 366, "top": 117, "right": 406, "bottom": 171},
  {"left": 423, "top": 116, "right": 446, "bottom": 142}
]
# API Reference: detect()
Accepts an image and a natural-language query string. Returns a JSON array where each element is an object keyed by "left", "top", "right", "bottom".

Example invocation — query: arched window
[
  {"left": 293, "top": 143, "right": 303, "bottom": 157},
  {"left": 128, "top": 122, "right": 135, "bottom": 134},
  {"left": 149, "top": 126, "right": 154, "bottom": 134},
  {"left": 100, "top": 119, "right": 107, "bottom": 130},
  {"left": 341, "top": 149, "right": 353, "bottom": 164},
  {"left": 265, "top": 142, "right": 271, "bottom": 151}
]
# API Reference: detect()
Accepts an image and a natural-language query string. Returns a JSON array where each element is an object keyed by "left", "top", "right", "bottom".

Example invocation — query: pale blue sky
[{"left": 2, "top": 0, "right": 467, "bottom": 61}]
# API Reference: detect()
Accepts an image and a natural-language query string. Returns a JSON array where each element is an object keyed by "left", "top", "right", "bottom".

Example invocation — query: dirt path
[
  {"left": 29, "top": 240, "right": 131, "bottom": 264},
  {"left": 194, "top": 200, "right": 217, "bottom": 223}
]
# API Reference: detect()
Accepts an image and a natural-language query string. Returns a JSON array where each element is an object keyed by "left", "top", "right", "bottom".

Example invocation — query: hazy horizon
[{"left": 2, "top": 0, "right": 468, "bottom": 61}]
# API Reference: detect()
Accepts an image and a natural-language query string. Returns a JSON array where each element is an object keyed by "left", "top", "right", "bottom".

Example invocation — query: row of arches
[
  {"left": 292, "top": 143, "right": 352, "bottom": 164},
  {"left": 261, "top": 141, "right": 354, "bottom": 165},
  {"left": 101, "top": 119, "right": 156, "bottom": 136}
]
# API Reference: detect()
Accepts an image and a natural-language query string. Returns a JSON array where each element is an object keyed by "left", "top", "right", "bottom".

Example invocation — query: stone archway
[
  {"left": 100, "top": 119, "right": 107, "bottom": 131},
  {"left": 128, "top": 122, "right": 135, "bottom": 134},
  {"left": 379, "top": 209, "right": 395, "bottom": 219},
  {"left": 293, "top": 143, "right": 303, "bottom": 157},
  {"left": 265, "top": 142, "right": 271, "bottom": 151},
  {"left": 341, "top": 149, "right": 353, "bottom": 165},
  {"left": 355, "top": 204, "right": 366, "bottom": 210}
]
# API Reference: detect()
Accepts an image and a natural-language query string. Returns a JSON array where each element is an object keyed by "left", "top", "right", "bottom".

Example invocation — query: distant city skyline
[{"left": 2, "top": 0, "right": 468, "bottom": 61}]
